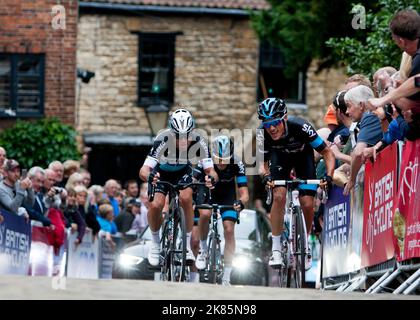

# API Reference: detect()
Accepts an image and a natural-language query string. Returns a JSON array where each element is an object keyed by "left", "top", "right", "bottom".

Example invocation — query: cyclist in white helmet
[{"left": 139, "top": 108, "right": 218, "bottom": 267}]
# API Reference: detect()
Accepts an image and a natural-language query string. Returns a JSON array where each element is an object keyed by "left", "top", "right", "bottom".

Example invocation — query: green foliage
[
  {"left": 0, "top": 118, "right": 80, "bottom": 168},
  {"left": 326, "top": 0, "right": 419, "bottom": 77},
  {"left": 250, "top": 0, "right": 378, "bottom": 76}
]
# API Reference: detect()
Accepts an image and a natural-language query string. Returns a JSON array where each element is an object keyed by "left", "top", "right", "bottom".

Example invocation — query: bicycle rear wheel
[
  {"left": 293, "top": 207, "right": 306, "bottom": 288},
  {"left": 169, "top": 206, "right": 187, "bottom": 282}
]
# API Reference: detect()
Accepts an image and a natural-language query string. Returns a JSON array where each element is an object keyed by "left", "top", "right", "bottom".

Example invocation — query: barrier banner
[
  {"left": 322, "top": 186, "right": 351, "bottom": 277},
  {"left": 0, "top": 209, "right": 31, "bottom": 275},
  {"left": 362, "top": 142, "right": 398, "bottom": 267},
  {"left": 348, "top": 165, "right": 365, "bottom": 272},
  {"left": 28, "top": 223, "right": 54, "bottom": 276},
  {"left": 394, "top": 139, "right": 420, "bottom": 261},
  {"left": 99, "top": 235, "right": 125, "bottom": 279},
  {"left": 66, "top": 229, "right": 99, "bottom": 279}
]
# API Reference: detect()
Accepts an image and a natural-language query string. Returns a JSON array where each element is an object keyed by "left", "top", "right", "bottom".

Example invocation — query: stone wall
[
  {"left": 77, "top": 14, "right": 259, "bottom": 135},
  {"left": 305, "top": 60, "right": 347, "bottom": 129},
  {"left": 77, "top": 13, "right": 347, "bottom": 135}
]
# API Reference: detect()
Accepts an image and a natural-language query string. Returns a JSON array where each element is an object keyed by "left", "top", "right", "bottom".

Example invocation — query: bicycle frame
[
  {"left": 195, "top": 203, "right": 235, "bottom": 284},
  {"left": 149, "top": 180, "right": 207, "bottom": 282}
]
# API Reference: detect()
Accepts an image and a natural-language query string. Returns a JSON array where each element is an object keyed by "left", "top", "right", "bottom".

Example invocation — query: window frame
[
  {"left": 257, "top": 42, "right": 306, "bottom": 105},
  {"left": 0, "top": 53, "right": 45, "bottom": 118},
  {"left": 137, "top": 32, "right": 178, "bottom": 108}
]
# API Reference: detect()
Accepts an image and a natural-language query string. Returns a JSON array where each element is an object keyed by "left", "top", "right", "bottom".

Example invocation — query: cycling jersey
[
  {"left": 194, "top": 156, "right": 247, "bottom": 222},
  {"left": 257, "top": 116, "right": 326, "bottom": 197},
  {"left": 144, "top": 128, "right": 213, "bottom": 172}
]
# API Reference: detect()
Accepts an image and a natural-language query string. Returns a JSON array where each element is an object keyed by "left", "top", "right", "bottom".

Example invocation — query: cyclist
[
  {"left": 257, "top": 98, "right": 335, "bottom": 270},
  {"left": 139, "top": 109, "right": 218, "bottom": 267},
  {"left": 194, "top": 135, "right": 249, "bottom": 285}
]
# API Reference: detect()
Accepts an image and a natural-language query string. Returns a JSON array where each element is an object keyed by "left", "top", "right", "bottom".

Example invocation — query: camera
[{"left": 53, "top": 187, "right": 64, "bottom": 194}]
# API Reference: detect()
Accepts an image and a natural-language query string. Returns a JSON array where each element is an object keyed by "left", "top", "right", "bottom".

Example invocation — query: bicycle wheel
[
  {"left": 278, "top": 239, "right": 291, "bottom": 288},
  {"left": 293, "top": 207, "right": 306, "bottom": 288},
  {"left": 169, "top": 206, "right": 187, "bottom": 282},
  {"left": 160, "top": 218, "right": 171, "bottom": 281},
  {"left": 208, "top": 234, "right": 222, "bottom": 284}
]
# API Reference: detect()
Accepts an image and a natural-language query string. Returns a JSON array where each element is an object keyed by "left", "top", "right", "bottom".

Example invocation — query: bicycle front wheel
[
  {"left": 208, "top": 234, "right": 222, "bottom": 284},
  {"left": 293, "top": 207, "right": 306, "bottom": 288},
  {"left": 169, "top": 206, "right": 187, "bottom": 282}
]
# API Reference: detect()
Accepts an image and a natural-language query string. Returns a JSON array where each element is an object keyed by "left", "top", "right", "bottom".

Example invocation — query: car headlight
[
  {"left": 119, "top": 254, "right": 143, "bottom": 268},
  {"left": 232, "top": 255, "right": 251, "bottom": 272}
]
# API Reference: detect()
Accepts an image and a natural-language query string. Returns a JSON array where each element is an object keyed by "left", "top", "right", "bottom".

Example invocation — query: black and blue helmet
[
  {"left": 212, "top": 135, "right": 234, "bottom": 160},
  {"left": 257, "top": 98, "right": 287, "bottom": 121}
]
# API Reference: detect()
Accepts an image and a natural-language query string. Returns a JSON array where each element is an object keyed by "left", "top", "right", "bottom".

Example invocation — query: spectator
[
  {"left": 0, "top": 147, "right": 6, "bottom": 180},
  {"left": 130, "top": 198, "right": 148, "bottom": 234},
  {"left": 115, "top": 197, "right": 140, "bottom": 234},
  {"left": 389, "top": 9, "right": 420, "bottom": 139},
  {"left": 97, "top": 203, "right": 117, "bottom": 234},
  {"left": 80, "top": 146, "right": 91, "bottom": 170},
  {"left": 125, "top": 180, "right": 139, "bottom": 198},
  {"left": 0, "top": 159, "right": 34, "bottom": 214},
  {"left": 62, "top": 160, "right": 80, "bottom": 187},
  {"left": 345, "top": 74, "right": 372, "bottom": 89},
  {"left": 24, "top": 166, "right": 52, "bottom": 227},
  {"left": 49, "top": 161, "right": 65, "bottom": 188},
  {"left": 104, "top": 179, "right": 120, "bottom": 217},
  {"left": 74, "top": 185, "right": 100, "bottom": 236},
  {"left": 87, "top": 184, "right": 104, "bottom": 213},
  {"left": 43, "top": 169, "right": 65, "bottom": 209},
  {"left": 62, "top": 187, "right": 87, "bottom": 245},
  {"left": 343, "top": 85, "right": 383, "bottom": 195},
  {"left": 97, "top": 203, "right": 117, "bottom": 247},
  {"left": 80, "top": 168, "right": 91, "bottom": 188},
  {"left": 65, "top": 172, "right": 84, "bottom": 190}
]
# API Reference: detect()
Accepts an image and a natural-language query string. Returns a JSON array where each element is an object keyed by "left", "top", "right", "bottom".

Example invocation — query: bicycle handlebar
[
  {"left": 148, "top": 180, "right": 208, "bottom": 202},
  {"left": 273, "top": 179, "right": 321, "bottom": 186},
  {"left": 195, "top": 204, "right": 235, "bottom": 210}
]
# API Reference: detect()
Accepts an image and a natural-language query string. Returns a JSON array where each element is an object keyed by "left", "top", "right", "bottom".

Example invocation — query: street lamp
[{"left": 145, "top": 103, "right": 169, "bottom": 137}]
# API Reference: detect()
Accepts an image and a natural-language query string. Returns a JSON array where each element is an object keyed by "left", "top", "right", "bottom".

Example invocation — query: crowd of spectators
[
  {"left": 314, "top": 9, "right": 420, "bottom": 229},
  {"left": 0, "top": 152, "right": 150, "bottom": 253}
]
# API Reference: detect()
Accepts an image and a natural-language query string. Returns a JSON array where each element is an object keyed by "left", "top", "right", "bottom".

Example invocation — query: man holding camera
[{"left": 0, "top": 159, "right": 34, "bottom": 218}]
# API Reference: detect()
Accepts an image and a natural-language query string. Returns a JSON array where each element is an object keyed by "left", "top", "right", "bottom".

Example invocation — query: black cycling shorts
[
  {"left": 269, "top": 149, "right": 317, "bottom": 197},
  {"left": 194, "top": 185, "right": 238, "bottom": 223}
]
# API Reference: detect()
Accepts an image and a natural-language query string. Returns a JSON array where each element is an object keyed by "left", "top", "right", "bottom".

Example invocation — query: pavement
[{"left": 0, "top": 275, "right": 418, "bottom": 300}]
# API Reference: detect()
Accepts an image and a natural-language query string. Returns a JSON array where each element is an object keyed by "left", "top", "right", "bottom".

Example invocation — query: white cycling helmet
[{"left": 169, "top": 108, "right": 195, "bottom": 134}]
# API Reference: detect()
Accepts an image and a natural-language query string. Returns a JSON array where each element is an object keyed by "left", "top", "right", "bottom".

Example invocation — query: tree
[
  {"left": 250, "top": 0, "right": 378, "bottom": 76},
  {"left": 0, "top": 118, "right": 80, "bottom": 168},
  {"left": 326, "top": 0, "right": 418, "bottom": 77}
]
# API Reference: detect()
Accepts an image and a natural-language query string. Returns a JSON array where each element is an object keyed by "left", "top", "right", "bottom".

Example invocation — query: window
[
  {"left": 258, "top": 41, "right": 305, "bottom": 104},
  {"left": 0, "top": 54, "right": 45, "bottom": 117},
  {"left": 138, "top": 33, "right": 176, "bottom": 107}
]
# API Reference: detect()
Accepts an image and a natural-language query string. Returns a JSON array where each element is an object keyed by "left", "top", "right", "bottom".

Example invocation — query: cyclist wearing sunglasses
[
  {"left": 257, "top": 98, "right": 335, "bottom": 270},
  {"left": 193, "top": 135, "right": 249, "bottom": 285},
  {"left": 139, "top": 108, "right": 218, "bottom": 267}
]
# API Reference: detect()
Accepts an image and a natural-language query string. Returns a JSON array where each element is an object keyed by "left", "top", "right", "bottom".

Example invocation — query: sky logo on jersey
[{"left": 302, "top": 124, "right": 316, "bottom": 138}]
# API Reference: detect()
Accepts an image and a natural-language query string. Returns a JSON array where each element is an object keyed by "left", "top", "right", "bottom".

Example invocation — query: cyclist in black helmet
[{"left": 257, "top": 98, "right": 335, "bottom": 270}]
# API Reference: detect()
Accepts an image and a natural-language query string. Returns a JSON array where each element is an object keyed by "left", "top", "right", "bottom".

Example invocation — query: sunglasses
[{"left": 262, "top": 118, "right": 282, "bottom": 129}]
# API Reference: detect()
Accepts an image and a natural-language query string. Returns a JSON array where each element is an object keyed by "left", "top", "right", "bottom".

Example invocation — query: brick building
[{"left": 0, "top": 0, "right": 78, "bottom": 127}]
